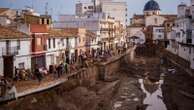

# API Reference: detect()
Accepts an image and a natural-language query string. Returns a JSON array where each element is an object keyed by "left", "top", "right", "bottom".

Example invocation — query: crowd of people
[{"left": 0, "top": 47, "right": 128, "bottom": 98}]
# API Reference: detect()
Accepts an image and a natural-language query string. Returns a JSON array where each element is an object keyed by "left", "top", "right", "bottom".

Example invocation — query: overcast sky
[{"left": 0, "top": 0, "right": 190, "bottom": 20}]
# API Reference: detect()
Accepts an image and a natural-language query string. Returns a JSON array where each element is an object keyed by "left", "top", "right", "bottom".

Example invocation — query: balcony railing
[{"left": 2, "top": 47, "right": 18, "bottom": 56}]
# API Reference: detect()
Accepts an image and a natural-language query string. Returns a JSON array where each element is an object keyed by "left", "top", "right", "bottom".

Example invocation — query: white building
[
  {"left": 46, "top": 29, "right": 67, "bottom": 69},
  {"left": 167, "top": 0, "right": 194, "bottom": 70},
  {"left": 0, "top": 26, "right": 31, "bottom": 78},
  {"left": 46, "top": 29, "right": 79, "bottom": 68},
  {"left": 75, "top": 0, "right": 128, "bottom": 26},
  {"left": 54, "top": 13, "right": 115, "bottom": 50},
  {"left": 127, "top": 0, "right": 177, "bottom": 44},
  {"left": 153, "top": 26, "right": 165, "bottom": 41},
  {"left": 76, "top": 2, "right": 94, "bottom": 16},
  {"left": 101, "top": 1, "right": 128, "bottom": 26}
]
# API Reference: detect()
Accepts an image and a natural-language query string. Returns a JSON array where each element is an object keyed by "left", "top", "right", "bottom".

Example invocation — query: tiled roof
[
  {"left": 0, "top": 26, "right": 29, "bottom": 39},
  {"left": 0, "top": 8, "right": 9, "bottom": 14},
  {"left": 30, "top": 24, "right": 48, "bottom": 33}
]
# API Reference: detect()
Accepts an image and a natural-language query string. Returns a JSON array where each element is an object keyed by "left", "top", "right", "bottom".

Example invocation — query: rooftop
[
  {"left": 0, "top": 8, "right": 9, "bottom": 14},
  {"left": 0, "top": 26, "right": 29, "bottom": 39}
]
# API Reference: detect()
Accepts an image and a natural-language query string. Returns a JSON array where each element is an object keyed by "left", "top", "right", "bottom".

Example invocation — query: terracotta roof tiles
[
  {"left": 0, "top": 26, "right": 29, "bottom": 39},
  {"left": 0, "top": 8, "right": 9, "bottom": 14}
]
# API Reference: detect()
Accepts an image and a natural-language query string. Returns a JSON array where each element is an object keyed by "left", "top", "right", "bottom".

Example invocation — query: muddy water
[{"left": 138, "top": 78, "right": 167, "bottom": 110}]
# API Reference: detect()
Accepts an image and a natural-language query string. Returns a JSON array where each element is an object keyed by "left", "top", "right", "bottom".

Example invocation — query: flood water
[{"left": 138, "top": 78, "right": 167, "bottom": 110}]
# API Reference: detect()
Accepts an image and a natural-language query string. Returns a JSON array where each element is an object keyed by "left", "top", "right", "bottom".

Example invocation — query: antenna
[
  {"left": 45, "top": 2, "right": 48, "bottom": 15},
  {"left": 31, "top": 0, "right": 34, "bottom": 9}
]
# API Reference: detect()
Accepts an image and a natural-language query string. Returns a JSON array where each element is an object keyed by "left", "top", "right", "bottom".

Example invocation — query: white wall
[
  {"left": 101, "top": 2, "right": 127, "bottom": 26},
  {"left": 46, "top": 37, "right": 67, "bottom": 68},
  {"left": 145, "top": 15, "right": 166, "bottom": 27},
  {"left": 0, "top": 17, "right": 11, "bottom": 26},
  {"left": 0, "top": 39, "right": 31, "bottom": 76},
  {"left": 15, "top": 40, "right": 31, "bottom": 69},
  {"left": 178, "top": 45, "right": 190, "bottom": 61},
  {"left": 153, "top": 27, "right": 164, "bottom": 40}
]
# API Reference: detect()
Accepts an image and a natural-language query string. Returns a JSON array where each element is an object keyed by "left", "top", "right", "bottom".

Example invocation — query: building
[
  {"left": 46, "top": 29, "right": 67, "bottom": 68},
  {"left": 127, "top": 0, "right": 177, "bottom": 44},
  {"left": 0, "top": 8, "right": 17, "bottom": 20},
  {"left": 75, "top": 0, "right": 128, "bottom": 26},
  {"left": 30, "top": 24, "right": 48, "bottom": 70},
  {"left": 0, "top": 26, "right": 31, "bottom": 78},
  {"left": 167, "top": 1, "right": 194, "bottom": 71},
  {"left": 54, "top": 13, "right": 115, "bottom": 50},
  {"left": 101, "top": 1, "right": 128, "bottom": 27},
  {"left": 76, "top": 2, "right": 94, "bottom": 16}
]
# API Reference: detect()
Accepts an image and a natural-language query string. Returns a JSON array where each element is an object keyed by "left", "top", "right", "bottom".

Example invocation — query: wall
[
  {"left": 153, "top": 27, "right": 164, "bottom": 40},
  {"left": 0, "top": 39, "right": 31, "bottom": 76},
  {"left": 178, "top": 45, "right": 191, "bottom": 61},
  {"left": 97, "top": 51, "right": 129, "bottom": 80},
  {"left": 15, "top": 40, "right": 31, "bottom": 69},
  {"left": 101, "top": 2, "right": 127, "bottom": 26},
  {"left": 145, "top": 15, "right": 166, "bottom": 27}
]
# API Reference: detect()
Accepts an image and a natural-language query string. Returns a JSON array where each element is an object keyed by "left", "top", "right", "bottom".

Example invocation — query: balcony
[{"left": 2, "top": 47, "right": 18, "bottom": 56}]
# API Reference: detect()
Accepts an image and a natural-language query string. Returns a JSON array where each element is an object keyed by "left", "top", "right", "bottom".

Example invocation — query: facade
[
  {"left": 127, "top": 0, "right": 177, "bottom": 44},
  {"left": 0, "top": 26, "right": 31, "bottom": 78},
  {"left": 167, "top": 1, "right": 194, "bottom": 70},
  {"left": 30, "top": 24, "right": 48, "bottom": 70},
  {"left": 0, "top": 8, "right": 17, "bottom": 20},
  {"left": 0, "top": 16, "right": 11, "bottom": 26},
  {"left": 46, "top": 29, "right": 78, "bottom": 68},
  {"left": 75, "top": 0, "right": 128, "bottom": 26},
  {"left": 101, "top": 1, "right": 128, "bottom": 26},
  {"left": 54, "top": 13, "right": 115, "bottom": 50},
  {"left": 76, "top": 2, "right": 94, "bottom": 16},
  {"left": 46, "top": 29, "right": 67, "bottom": 68}
]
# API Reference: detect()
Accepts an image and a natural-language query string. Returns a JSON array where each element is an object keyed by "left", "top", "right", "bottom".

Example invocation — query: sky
[{"left": 0, "top": 0, "right": 190, "bottom": 20}]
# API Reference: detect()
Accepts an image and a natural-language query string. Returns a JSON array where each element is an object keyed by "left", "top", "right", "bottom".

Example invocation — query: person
[
  {"left": 35, "top": 67, "right": 42, "bottom": 83},
  {"left": 14, "top": 67, "right": 19, "bottom": 81},
  {"left": 57, "top": 63, "right": 63, "bottom": 78},
  {"left": 7, "top": 82, "right": 17, "bottom": 100},
  {"left": 0, "top": 78, "right": 7, "bottom": 97},
  {"left": 64, "top": 62, "right": 68, "bottom": 74}
]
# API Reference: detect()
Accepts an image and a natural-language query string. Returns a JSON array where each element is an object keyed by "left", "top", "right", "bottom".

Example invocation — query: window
[
  {"left": 61, "top": 38, "right": 64, "bottom": 46},
  {"left": 154, "top": 18, "right": 158, "bottom": 24},
  {"left": 17, "top": 40, "right": 20, "bottom": 49},
  {"left": 42, "top": 18, "right": 44, "bottom": 24},
  {"left": 47, "top": 19, "right": 50, "bottom": 24},
  {"left": 88, "top": 6, "right": 93, "bottom": 9},
  {"left": 37, "top": 38, "right": 41, "bottom": 45},
  {"left": 53, "top": 38, "right": 56, "bottom": 48},
  {"left": 48, "top": 38, "right": 51, "bottom": 48},
  {"left": 19, "top": 63, "right": 25, "bottom": 69}
]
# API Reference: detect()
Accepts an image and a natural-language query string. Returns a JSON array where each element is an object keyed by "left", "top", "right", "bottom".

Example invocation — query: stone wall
[
  {"left": 163, "top": 50, "right": 194, "bottom": 76},
  {"left": 97, "top": 52, "right": 130, "bottom": 81},
  {"left": 67, "top": 49, "right": 132, "bottom": 86}
]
